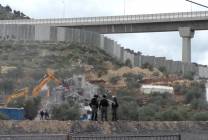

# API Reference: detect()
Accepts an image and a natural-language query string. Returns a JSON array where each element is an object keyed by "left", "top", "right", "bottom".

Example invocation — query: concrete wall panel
[
  {"left": 35, "top": 25, "right": 50, "bottom": 41},
  {"left": 57, "top": 27, "right": 65, "bottom": 41},
  {"left": 123, "top": 50, "right": 134, "bottom": 65},
  {"left": 50, "top": 26, "right": 57, "bottom": 41}
]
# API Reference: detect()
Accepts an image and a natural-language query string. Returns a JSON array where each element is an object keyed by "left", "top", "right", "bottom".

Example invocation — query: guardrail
[
  {"left": 70, "top": 134, "right": 181, "bottom": 140},
  {"left": 0, "top": 11, "right": 207, "bottom": 25},
  {"left": 0, "top": 134, "right": 181, "bottom": 140},
  {"left": 0, "top": 134, "right": 68, "bottom": 140}
]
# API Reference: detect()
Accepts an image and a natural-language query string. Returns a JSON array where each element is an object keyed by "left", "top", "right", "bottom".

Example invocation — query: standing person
[
  {"left": 89, "top": 94, "right": 99, "bottom": 121},
  {"left": 40, "top": 110, "right": 44, "bottom": 120},
  {"left": 111, "top": 96, "right": 119, "bottom": 121},
  {"left": 99, "top": 95, "right": 109, "bottom": 121},
  {"left": 44, "top": 110, "right": 49, "bottom": 120}
]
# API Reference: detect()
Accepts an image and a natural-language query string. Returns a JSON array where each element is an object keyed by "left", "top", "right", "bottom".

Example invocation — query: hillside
[
  {"left": 0, "top": 41, "right": 207, "bottom": 121},
  {"left": 0, "top": 41, "right": 122, "bottom": 93},
  {"left": 0, "top": 4, "right": 29, "bottom": 19}
]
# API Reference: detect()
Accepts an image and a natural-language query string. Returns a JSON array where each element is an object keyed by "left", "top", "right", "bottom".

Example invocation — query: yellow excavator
[
  {"left": 4, "top": 69, "right": 61, "bottom": 106},
  {"left": 5, "top": 87, "right": 29, "bottom": 105},
  {"left": 32, "top": 69, "right": 61, "bottom": 97}
]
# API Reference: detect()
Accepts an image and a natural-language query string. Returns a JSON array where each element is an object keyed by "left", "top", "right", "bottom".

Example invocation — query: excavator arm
[
  {"left": 6, "top": 87, "right": 28, "bottom": 105},
  {"left": 32, "top": 70, "right": 61, "bottom": 97}
]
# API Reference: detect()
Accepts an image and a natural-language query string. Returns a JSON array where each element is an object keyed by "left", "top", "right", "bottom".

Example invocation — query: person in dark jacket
[
  {"left": 99, "top": 95, "right": 109, "bottom": 121},
  {"left": 89, "top": 94, "right": 99, "bottom": 121},
  {"left": 44, "top": 110, "right": 49, "bottom": 120},
  {"left": 111, "top": 96, "right": 119, "bottom": 121},
  {"left": 40, "top": 110, "right": 44, "bottom": 120}
]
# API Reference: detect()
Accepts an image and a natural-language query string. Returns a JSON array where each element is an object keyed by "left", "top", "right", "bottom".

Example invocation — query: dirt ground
[{"left": 1, "top": 120, "right": 208, "bottom": 135}]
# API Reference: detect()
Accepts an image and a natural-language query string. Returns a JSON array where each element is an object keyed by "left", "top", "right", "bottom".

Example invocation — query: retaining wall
[{"left": 0, "top": 24, "right": 206, "bottom": 77}]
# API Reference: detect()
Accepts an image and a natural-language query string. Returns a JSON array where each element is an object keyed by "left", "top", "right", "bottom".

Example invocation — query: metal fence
[
  {"left": 70, "top": 135, "right": 181, "bottom": 140},
  {"left": 0, "top": 134, "right": 68, "bottom": 140},
  {"left": 0, "top": 134, "right": 181, "bottom": 140}
]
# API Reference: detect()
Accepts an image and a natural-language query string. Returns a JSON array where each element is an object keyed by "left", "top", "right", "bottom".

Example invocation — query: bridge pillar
[{"left": 179, "top": 27, "right": 195, "bottom": 63}]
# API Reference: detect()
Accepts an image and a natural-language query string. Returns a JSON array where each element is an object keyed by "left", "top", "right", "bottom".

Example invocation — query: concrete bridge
[{"left": 1, "top": 11, "right": 208, "bottom": 63}]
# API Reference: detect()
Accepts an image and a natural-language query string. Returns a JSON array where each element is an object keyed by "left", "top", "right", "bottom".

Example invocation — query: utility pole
[
  {"left": 62, "top": 0, "right": 66, "bottom": 18},
  {"left": 185, "top": 0, "right": 208, "bottom": 9},
  {"left": 124, "top": 0, "right": 126, "bottom": 15}
]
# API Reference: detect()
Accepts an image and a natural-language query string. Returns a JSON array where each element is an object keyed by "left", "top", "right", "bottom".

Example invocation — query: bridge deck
[{"left": 0, "top": 11, "right": 208, "bottom": 26}]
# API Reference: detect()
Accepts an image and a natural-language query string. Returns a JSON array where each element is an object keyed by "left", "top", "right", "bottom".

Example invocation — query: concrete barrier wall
[
  {"left": 123, "top": 50, "right": 135, "bottom": 65},
  {"left": 141, "top": 55, "right": 155, "bottom": 66},
  {"left": 198, "top": 65, "right": 208, "bottom": 78},
  {"left": 134, "top": 53, "right": 142, "bottom": 67},
  {"left": 0, "top": 24, "right": 207, "bottom": 77},
  {"left": 113, "top": 42, "right": 121, "bottom": 61}
]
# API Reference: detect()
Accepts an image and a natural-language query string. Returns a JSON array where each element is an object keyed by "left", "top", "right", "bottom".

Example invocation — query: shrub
[
  {"left": 155, "top": 108, "right": 183, "bottom": 121},
  {"left": 183, "top": 71, "right": 194, "bottom": 80},
  {"left": 142, "top": 63, "right": 153, "bottom": 71},
  {"left": 117, "top": 97, "right": 139, "bottom": 120},
  {"left": 191, "top": 112, "right": 208, "bottom": 121},
  {"left": 124, "top": 59, "right": 132, "bottom": 68},
  {"left": 190, "top": 99, "right": 208, "bottom": 110},
  {"left": 184, "top": 82, "right": 206, "bottom": 104},
  {"left": 158, "top": 66, "right": 167, "bottom": 74},
  {"left": 51, "top": 100, "right": 80, "bottom": 120},
  {"left": 0, "top": 112, "right": 8, "bottom": 120},
  {"left": 24, "top": 97, "right": 41, "bottom": 120},
  {"left": 110, "top": 76, "right": 121, "bottom": 85},
  {"left": 149, "top": 92, "right": 176, "bottom": 107},
  {"left": 173, "top": 84, "right": 187, "bottom": 95},
  {"left": 138, "top": 104, "right": 159, "bottom": 121},
  {"left": 123, "top": 73, "right": 143, "bottom": 88}
]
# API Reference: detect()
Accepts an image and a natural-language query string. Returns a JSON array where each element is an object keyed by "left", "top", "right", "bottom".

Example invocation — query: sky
[{"left": 0, "top": 0, "right": 208, "bottom": 64}]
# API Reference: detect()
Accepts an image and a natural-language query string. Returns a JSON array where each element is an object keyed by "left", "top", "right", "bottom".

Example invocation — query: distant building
[{"left": 141, "top": 85, "right": 174, "bottom": 94}]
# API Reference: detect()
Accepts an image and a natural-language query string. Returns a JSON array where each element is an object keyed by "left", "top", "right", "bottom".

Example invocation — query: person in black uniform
[
  {"left": 40, "top": 110, "right": 44, "bottom": 120},
  {"left": 99, "top": 95, "right": 109, "bottom": 121},
  {"left": 89, "top": 94, "right": 99, "bottom": 121},
  {"left": 111, "top": 96, "right": 119, "bottom": 121}
]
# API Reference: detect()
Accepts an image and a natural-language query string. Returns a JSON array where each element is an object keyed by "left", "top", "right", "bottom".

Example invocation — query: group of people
[
  {"left": 39, "top": 110, "right": 49, "bottom": 120},
  {"left": 89, "top": 94, "right": 119, "bottom": 121}
]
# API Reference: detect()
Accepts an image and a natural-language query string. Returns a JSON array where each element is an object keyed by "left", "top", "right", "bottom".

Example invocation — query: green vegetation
[
  {"left": 191, "top": 112, "right": 208, "bottom": 121},
  {"left": 123, "top": 73, "right": 143, "bottom": 88},
  {"left": 51, "top": 99, "right": 80, "bottom": 120},
  {"left": 0, "top": 112, "right": 8, "bottom": 120},
  {"left": 183, "top": 71, "right": 195, "bottom": 80},
  {"left": 116, "top": 80, "right": 207, "bottom": 121},
  {"left": 0, "top": 40, "right": 206, "bottom": 121},
  {"left": 124, "top": 59, "right": 132, "bottom": 68},
  {"left": 158, "top": 66, "right": 167, "bottom": 75},
  {"left": 142, "top": 63, "right": 153, "bottom": 71},
  {"left": 0, "top": 4, "right": 29, "bottom": 19}
]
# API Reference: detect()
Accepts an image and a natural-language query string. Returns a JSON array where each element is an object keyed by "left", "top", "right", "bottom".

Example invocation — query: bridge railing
[{"left": 0, "top": 11, "right": 208, "bottom": 25}]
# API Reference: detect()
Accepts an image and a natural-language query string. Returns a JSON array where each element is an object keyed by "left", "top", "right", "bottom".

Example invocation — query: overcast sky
[{"left": 0, "top": 0, "right": 208, "bottom": 65}]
